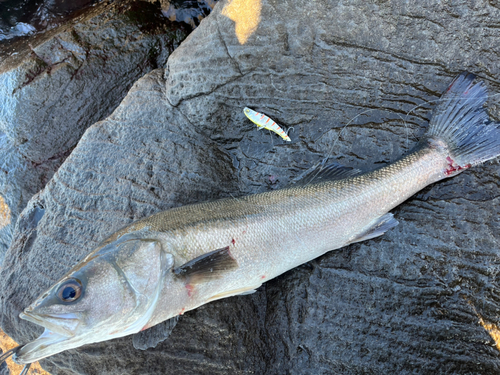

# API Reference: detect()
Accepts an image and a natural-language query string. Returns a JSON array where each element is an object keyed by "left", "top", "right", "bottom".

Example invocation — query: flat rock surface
[{"left": 2, "top": 0, "right": 500, "bottom": 374}]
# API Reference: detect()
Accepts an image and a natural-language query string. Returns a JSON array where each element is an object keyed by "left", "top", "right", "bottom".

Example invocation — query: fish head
[{"left": 15, "top": 236, "right": 174, "bottom": 364}]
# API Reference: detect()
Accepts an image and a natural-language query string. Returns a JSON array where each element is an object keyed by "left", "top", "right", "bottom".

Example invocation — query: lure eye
[{"left": 57, "top": 280, "right": 83, "bottom": 303}]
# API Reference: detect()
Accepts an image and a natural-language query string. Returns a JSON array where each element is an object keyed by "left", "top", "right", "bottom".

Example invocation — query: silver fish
[{"left": 8, "top": 72, "right": 500, "bottom": 365}]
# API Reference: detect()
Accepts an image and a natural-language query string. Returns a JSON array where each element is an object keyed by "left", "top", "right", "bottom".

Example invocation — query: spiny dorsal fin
[
  {"left": 132, "top": 316, "right": 179, "bottom": 350},
  {"left": 349, "top": 213, "right": 399, "bottom": 244},
  {"left": 292, "top": 162, "right": 361, "bottom": 186},
  {"left": 173, "top": 246, "right": 238, "bottom": 284}
]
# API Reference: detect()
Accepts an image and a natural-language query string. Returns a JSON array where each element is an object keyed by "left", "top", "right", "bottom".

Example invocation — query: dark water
[
  {"left": 0, "top": 0, "right": 99, "bottom": 40},
  {"left": 162, "top": 0, "right": 215, "bottom": 27},
  {"left": 0, "top": 0, "right": 217, "bottom": 46},
  {"left": 0, "top": 0, "right": 103, "bottom": 60}
]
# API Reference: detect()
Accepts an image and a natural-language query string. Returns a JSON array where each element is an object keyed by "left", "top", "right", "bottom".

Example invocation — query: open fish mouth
[
  {"left": 11, "top": 312, "right": 81, "bottom": 364},
  {"left": 20, "top": 311, "right": 80, "bottom": 337},
  {"left": 13, "top": 329, "right": 69, "bottom": 364}
]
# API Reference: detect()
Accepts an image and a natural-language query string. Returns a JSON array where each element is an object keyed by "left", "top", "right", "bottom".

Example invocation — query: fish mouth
[
  {"left": 13, "top": 328, "right": 69, "bottom": 364},
  {"left": 13, "top": 311, "right": 82, "bottom": 364},
  {"left": 20, "top": 311, "right": 80, "bottom": 337}
]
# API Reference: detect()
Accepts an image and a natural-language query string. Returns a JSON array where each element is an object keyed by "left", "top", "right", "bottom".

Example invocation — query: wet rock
[
  {"left": 0, "top": 1, "right": 189, "bottom": 262},
  {"left": 0, "top": 0, "right": 41, "bottom": 41},
  {"left": 2, "top": 0, "right": 500, "bottom": 374}
]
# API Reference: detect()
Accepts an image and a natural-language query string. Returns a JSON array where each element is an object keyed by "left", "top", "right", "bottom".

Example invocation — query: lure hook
[
  {"left": 0, "top": 345, "right": 22, "bottom": 364},
  {"left": 19, "top": 362, "right": 31, "bottom": 375},
  {"left": 0, "top": 345, "right": 32, "bottom": 375}
]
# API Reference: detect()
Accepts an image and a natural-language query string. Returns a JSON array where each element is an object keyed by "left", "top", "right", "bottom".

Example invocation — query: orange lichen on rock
[
  {"left": 467, "top": 299, "right": 500, "bottom": 351},
  {"left": 0, "top": 328, "right": 51, "bottom": 375},
  {"left": 0, "top": 196, "right": 10, "bottom": 229},
  {"left": 478, "top": 315, "right": 500, "bottom": 351},
  {"left": 221, "top": 0, "right": 261, "bottom": 45}
]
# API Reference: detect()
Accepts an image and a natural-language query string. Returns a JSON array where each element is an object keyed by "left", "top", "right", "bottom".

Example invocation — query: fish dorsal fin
[
  {"left": 132, "top": 316, "right": 179, "bottom": 350},
  {"left": 173, "top": 246, "right": 238, "bottom": 284},
  {"left": 349, "top": 213, "right": 399, "bottom": 244},
  {"left": 292, "top": 162, "right": 362, "bottom": 186}
]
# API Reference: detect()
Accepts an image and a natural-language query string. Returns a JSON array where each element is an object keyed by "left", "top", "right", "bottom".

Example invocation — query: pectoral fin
[
  {"left": 350, "top": 213, "right": 399, "bottom": 244},
  {"left": 173, "top": 246, "right": 238, "bottom": 285}
]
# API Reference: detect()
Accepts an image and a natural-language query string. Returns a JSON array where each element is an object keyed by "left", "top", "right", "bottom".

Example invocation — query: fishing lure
[{"left": 244, "top": 107, "right": 291, "bottom": 141}]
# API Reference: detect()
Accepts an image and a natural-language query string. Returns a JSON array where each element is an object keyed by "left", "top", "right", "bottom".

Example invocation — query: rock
[
  {"left": 0, "top": 0, "right": 190, "bottom": 262},
  {"left": 2, "top": 0, "right": 500, "bottom": 374},
  {"left": 0, "top": 69, "right": 239, "bottom": 375}
]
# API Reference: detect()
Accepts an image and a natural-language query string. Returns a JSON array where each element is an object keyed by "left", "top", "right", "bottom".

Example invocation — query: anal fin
[
  {"left": 350, "top": 213, "right": 399, "bottom": 244},
  {"left": 173, "top": 246, "right": 238, "bottom": 285}
]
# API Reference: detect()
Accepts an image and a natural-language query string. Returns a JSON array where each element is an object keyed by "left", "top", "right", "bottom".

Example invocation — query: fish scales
[
  {"left": 10, "top": 72, "right": 500, "bottom": 365},
  {"left": 120, "top": 145, "right": 444, "bottom": 329}
]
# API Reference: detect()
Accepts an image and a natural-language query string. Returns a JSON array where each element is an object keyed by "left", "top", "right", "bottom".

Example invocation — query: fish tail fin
[{"left": 424, "top": 72, "right": 500, "bottom": 173}]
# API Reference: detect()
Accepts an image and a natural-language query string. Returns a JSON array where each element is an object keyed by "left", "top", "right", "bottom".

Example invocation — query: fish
[
  {"left": 243, "top": 107, "right": 292, "bottom": 141},
  {"left": 6, "top": 72, "right": 500, "bottom": 368}
]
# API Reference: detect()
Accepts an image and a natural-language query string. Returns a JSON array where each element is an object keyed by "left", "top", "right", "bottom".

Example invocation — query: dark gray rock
[
  {"left": 2, "top": 0, "right": 500, "bottom": 374},
  {"left": 0, "top": 1, "right": 190, "bottom": 262},
  {"left": 0, "top": 68, "right": 239, "bottom": 374},
  {"left": 0, "top": 131, "right": 69, "bottom": 265}
]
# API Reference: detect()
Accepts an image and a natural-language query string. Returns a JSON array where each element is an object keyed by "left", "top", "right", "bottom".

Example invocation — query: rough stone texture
[
  {"left": 0, "top": 69, "right": 239, "bottom": 374},
  {"left": 0, "top": 1, "right": 189, "bottom": 262},
  {"left": 2, "top": 0, "right": 500, "bottom": 374},
  {"left": 0, "top": 132, "right": 64, "bottom": 266}
]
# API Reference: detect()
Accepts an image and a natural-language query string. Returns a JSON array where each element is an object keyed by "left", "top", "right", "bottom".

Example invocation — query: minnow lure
[{"left": 244, "top": 107, "right": 291, "bottom": 141}]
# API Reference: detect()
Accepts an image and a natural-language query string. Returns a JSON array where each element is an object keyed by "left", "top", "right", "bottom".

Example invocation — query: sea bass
[{"left": 5, "top": 73, "right": 500, "bottom": 369}]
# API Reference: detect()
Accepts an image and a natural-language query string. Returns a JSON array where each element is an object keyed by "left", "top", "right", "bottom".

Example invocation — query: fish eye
[{"left": 57, "top": 280, "right": 83, "bottom": 303}]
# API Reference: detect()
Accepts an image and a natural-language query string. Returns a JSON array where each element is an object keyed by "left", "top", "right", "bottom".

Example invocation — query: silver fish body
[
  {"left": 12, "top": 72, "right": 500, "bottom": 364},
  {"left": 140, "top": 143, "right": 445, "bottom": 328}
]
